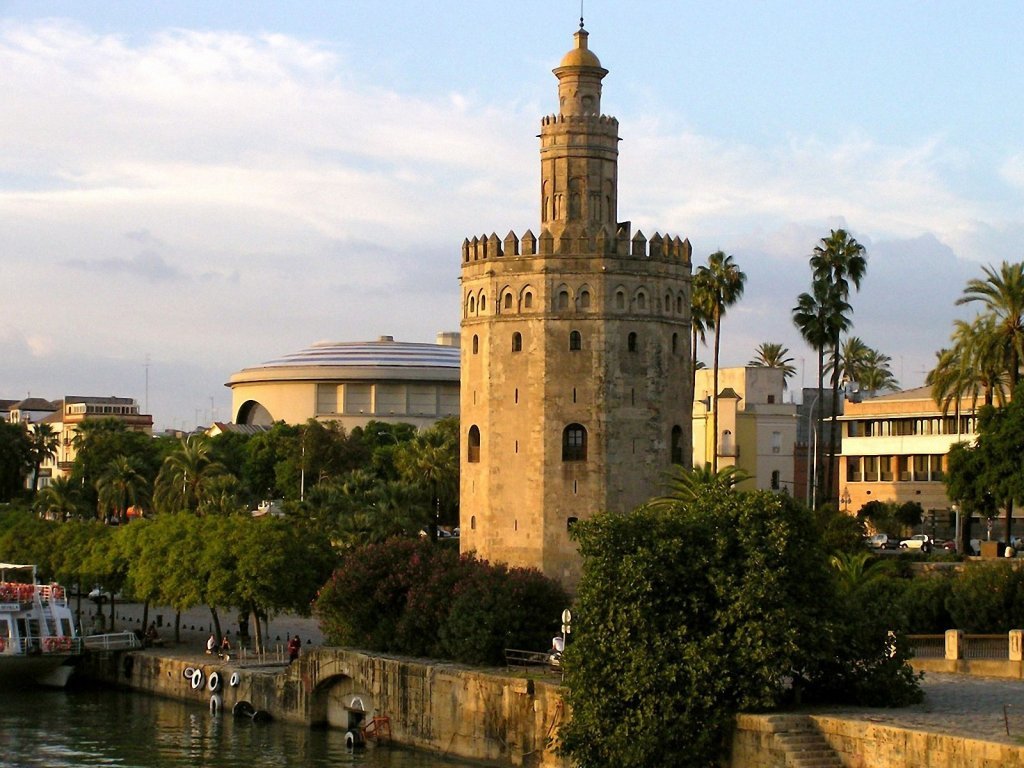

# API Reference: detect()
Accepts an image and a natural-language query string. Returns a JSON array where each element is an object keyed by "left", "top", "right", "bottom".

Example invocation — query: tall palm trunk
[
  {"left": 827, "top": 336, "right": 842, "bottom": 506},
  {"left": 711, "top": 309, "right": 722, "bottom": 472},
  {"left": 814, "top": 347, "right": 825, "bottom": 508}
]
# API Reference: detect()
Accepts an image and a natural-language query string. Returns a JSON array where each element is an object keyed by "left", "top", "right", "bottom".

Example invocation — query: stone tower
[{"left": 459, "top": 26, "right": 693, "bottom": 589}]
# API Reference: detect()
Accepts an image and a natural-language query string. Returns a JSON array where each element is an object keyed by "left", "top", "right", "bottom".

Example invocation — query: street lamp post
[
  {"left": 806, "top": 394, "right": 820, "bottom": 510},
  {"left": 841, "top": 487, "right": 851, "bottom": 513}
]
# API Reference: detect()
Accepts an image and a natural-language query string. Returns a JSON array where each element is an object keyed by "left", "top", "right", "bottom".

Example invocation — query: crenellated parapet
[
  {"left": 540, "top": 113, "right": 619, "bottom": 129},
  {"left": 461, "top": 223, "right": 691, "bottom": 267}
]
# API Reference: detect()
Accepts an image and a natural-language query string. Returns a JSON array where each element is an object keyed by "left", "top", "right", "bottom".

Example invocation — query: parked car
[
  {"left": 88, "top": 586, "right": 112, "bottom": 604},
  {"left": 935, "top": 539, "right": 957, "bottom": 552},
  {"left": 866, "top": 533, "right": 892, "bottom": 550},
  {"left": 899, "top": 534, "right": 932, "bottom": 553}
]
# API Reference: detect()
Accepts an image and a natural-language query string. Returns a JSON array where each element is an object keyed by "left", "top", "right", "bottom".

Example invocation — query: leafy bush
[
  {"left": 314, "top": 538, "right": 566, "bottom": 665},
  {"left": 946, "top": 564, "right": 1024, "bottom": 632},
  {"left": 559, "top": 489, "right": 842, "bottom": 768}
]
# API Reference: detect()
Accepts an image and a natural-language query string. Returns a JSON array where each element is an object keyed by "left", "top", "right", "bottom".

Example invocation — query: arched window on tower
[
  {"left": 637, "top": 292, "right": 647, "bottom": 311},
  {"left": 468, "top": 295, "right": 476, "bottom": 314},
  {"left": 480, "top": 294, "right": 487, "bottom": 312},
  {"left": 579, "top": 289, "right": 591, "bottom": 309},
  {"left": 672, "top": 333, "right": 679, "bottom": 355},
  {"left": 524, "top": 291, "right": 534, "bottom": 309},
  {"left": 468, "top": 426, "right": 481, "bottom": 463},
  {"left": 472, "top": 335, "right": 479, "bottom": 354},
  {"left": 628, "top": 332, "right": 638, "bottom": 352},
  {"left": 615, "top": 290, "right": 625, "bottom": 310},
  {"left": 512, "top": 332, "right": 523, "bottom": 352},
  {"left": 569, "top": 331, "right": 582, "bottom": 351},
  {"left": 671, "top": 425, "right": 684, "bottom": 464},
  {"left": 504, "top": 292, "right": 513, "bottom": 310},
  {"left": 557, "top": 290, "right": 570, "bottom": 310},
  {"left": 562, "top": 424, "right": 587, "bottom": 461}
]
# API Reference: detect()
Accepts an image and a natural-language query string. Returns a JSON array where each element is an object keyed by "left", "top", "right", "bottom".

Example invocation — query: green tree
[
  {"left": 154, "top": 435, "right": 226, "bottom": 513},
  {"left": 70, "top": 419, "right": 162, "bottom": 511},
  {"left": 956, "top": 260, "right": 1024, "bottom": 388},
  {"left": 96, "top": 455, "right": 150, "bottom": 523},
  {"left": 928, "top": 316, "right": 1008, "bottom": 413},
  {"left": 0, "top": 421, "right": 32, "bottom": 502},
  {"left": 811, "top": 229, "right": 867, "bottom": 504},
  {"left": 27, "top": 423, "right": 59, "bottom": 494},
  {"left": 394, "top": 417, "right": 459, "bottom": 537},
  {"left": 748, "top": 342, "right": 796, "bottom": 388},
  {"left": 34, "top": 476, "right": 84, "bottom": 521},
  {"left": 694, "top": 250, "right": 747, "bottom": 471},
  {"left": 793, "top": 280, "right": 851, "bottom": 507},
  {"left": 559, "top": 487, "right": 835, "bottom": 768}
]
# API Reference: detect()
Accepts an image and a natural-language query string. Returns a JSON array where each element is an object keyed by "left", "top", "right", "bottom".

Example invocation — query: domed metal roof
[
  {"left": 228, "top": 336, "right": 460, "bottom": 386},
  {"left": 257, "top": 337, "right": 459, "bottom": 370}
]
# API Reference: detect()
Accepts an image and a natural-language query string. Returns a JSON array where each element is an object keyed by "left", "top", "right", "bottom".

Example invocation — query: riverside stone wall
[{"left": 83, "top": 648, "right": 1020, "bottom": 768}]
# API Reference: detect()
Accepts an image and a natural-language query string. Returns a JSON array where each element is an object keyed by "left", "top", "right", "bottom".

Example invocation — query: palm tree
[
  {"left": 810, "top": 229, "right": 867, "bottom": 505},
  {"left": 650, "top": 462, "right": 750, "bottom": 506},
  {"left": 829, "top": 550, "right": 891, "bottom": 596},
  {"left": 28, "top": 423, "right": 59, "bottom": 494},
  {"left": 690, "top": 275, "right": 716, "bottom": 382},
  {"left": 928, "top": 315, "right": 1008, "bottom": 415},
  {"left": 956, "top": 261, "right": 1024, "bottom": 387},
  {"left": 96, "top": 455, "right": 150, "bottom": 523},
  {"left": 34, "top": 476, "right": 81, "bottom": 521},
  {"left": 748, "top": 342, "right": 796, "bottom": 388},
  {"left": 154, "top": 435, "right": 226, "bottom": 514},
  {"left": 793, "top": 281, "right": 851, "bottom": 507},
  {"left": 857, "top": 347, "right": 898, "bottom": 392},
  {"left": 696, "top": 251, "right": 747, "bottom": 471}
]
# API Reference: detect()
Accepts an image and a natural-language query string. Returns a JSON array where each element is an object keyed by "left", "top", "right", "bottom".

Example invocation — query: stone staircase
[{"left": 766, "top": 715, "right": 843, "bottom": 768}]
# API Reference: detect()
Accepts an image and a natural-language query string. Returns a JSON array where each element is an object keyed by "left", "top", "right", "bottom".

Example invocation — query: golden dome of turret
[{"left": 558, "top": 28, "right": 602, "bottom": 69}]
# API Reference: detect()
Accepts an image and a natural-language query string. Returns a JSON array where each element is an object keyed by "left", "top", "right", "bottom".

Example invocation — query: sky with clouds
[{"left": 1, "top": 1, "right": 1022, "bottom": 429}]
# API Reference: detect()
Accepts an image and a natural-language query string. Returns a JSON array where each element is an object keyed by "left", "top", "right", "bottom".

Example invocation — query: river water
[{"left": 0, "top": 688, "right": 487, "bottom": 768}]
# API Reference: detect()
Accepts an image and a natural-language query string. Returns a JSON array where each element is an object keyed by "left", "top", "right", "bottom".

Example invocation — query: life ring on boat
[
  {"left": 183, "top": 666, "right": 195, "bottom": 680},
  {"left": 229, "top": 671, "right": 240, "bottom": 687},
  {"left": 210, "top": 693, "right": 222, "bottom": 714},
  {"left": 207, "top": 671, "right": 221, "bottom": 692},
  {"left": 191, "top": 668, "right": 204, "bottom": 690}
]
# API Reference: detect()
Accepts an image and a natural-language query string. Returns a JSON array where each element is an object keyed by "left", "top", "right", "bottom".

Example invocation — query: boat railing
[
  {"left": 0, "top": 582, "right": 68, "bottom": 606},
  {"left": 83, "top": 631, "right": 142, "bottom": 652},
  {"left": 1, "top": 635, "right": 81, "bottom": 656}
]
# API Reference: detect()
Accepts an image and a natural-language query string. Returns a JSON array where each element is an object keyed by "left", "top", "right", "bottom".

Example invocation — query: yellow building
[
  {"left": 459, "top": 27, "right": 693, "bottom": 589},
  {"left": 37, "top": 396, "right": 153, "bottom": 487},
  {"left": 838, "top": 386, "right": 977, "bottom": 524},
  {"left": 226, "top": 334, "right": 460, "bottom": 430},
  {"left": 692, "top": 367, "right": 797, "bottom": 493}
]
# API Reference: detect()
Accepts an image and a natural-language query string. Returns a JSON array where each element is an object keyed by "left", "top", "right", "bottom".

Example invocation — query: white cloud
[{"left": 2, "top": 19, "right": 1022, "bottom": 425}]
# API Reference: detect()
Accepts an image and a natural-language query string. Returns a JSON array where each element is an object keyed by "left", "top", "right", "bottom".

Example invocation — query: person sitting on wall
[
  {"left": 206, "top": 633, "right": 216, "bottom": 654},
  {"left": 144, "top": 622, "right": 161, "bottom": 647}
]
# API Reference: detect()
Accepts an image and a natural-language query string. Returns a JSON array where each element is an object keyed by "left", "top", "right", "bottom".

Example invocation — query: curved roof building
[{"left": 227, "top": 334, "right": 460, "bottom": 429}]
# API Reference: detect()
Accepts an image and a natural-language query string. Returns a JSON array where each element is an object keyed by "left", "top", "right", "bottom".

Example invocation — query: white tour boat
[{"left": 0, "top": 563, "right": 82, "bottom": 688}]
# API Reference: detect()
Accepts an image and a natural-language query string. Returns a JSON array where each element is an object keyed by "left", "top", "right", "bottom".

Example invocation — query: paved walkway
[
  {"left": 807, "top": 672, "right": 1024, "bottom": 746},
  {"left": 86, "top": 602, "right": 1024, "bottom": 745}
]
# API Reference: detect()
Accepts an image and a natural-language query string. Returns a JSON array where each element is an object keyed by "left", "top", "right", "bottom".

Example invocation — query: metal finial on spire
[{"left": 580, "top": 0, "right": 585, "bottom": 29}]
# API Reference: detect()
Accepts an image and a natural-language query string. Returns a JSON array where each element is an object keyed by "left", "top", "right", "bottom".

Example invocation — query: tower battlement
[
  {"left": 461, "top": 226, "right": 691, "bottom": 266},
  {"left": 540, "top": 113, "right": 619, "bottom": 128}
]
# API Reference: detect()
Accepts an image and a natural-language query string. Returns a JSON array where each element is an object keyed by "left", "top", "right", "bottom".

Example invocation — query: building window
[
  {"left": 721, "top": 429, "right": 734, "bottom": 456},
  {"left": 468, "top": 425, "right": 481, "bottom": 463},
  {"left": 562, "top": 423, "right": 587, "bottom": 461},
  {"left": 469, "top": 296, "right": 476, "bottom": 314},
  {"left": 615, "top": 290, "right": 625, "bottom": 310},
  {"left": 524, "top": 291, "right": 533, "bottom": 309},
  {"left": 471, "top": 515, "right": 476, "bottom": 530},
  {"left": 512, "top": 332, "right": 522, "bottom": 352},
  {"left": 569, "top": 331, "right": 582, "bottom": 351},
  {"left": 504, "top": 292, "right": 513, "bottom": 310},
  {"left": 637, "top": 292, "right": 647, "bottom": 311},
  {"left": 672, "top": 333, "right": 679, "bottom": 354},
  {"left": 557, "top": 289, "right": 570, "bottom": 310},
  {"left": 567, "top": 517, "right": 578, "bottom": 531},
  {"left": 472, "top": 335, "right": 479, "bottom": 354},
  {"left": 771, "top": 470, "right": 780, "bottom": 490},
  {"left": 628, "top": 332, "right": 638, "bottom": 352},
  {"left": 480, "top": 294, "right": 487, "bottom": 312},
  {"left": 579, "top": 289, "right": 591, "bottom": 308},
  {"left": 771, "top": 431, "right": 781, "bottom": 454},
  {"left": 671, "top": 425, "right": 683, "bottom": 464}
]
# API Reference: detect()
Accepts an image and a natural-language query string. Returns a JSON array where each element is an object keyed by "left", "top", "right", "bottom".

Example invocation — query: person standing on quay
[{"left": 287, "top": 635, "right": 300, "bottom": 663}]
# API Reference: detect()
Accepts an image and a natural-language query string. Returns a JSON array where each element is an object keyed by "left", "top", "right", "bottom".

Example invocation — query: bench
[{"left": 504, "top": 648, "right": 560, "bottom": 673}]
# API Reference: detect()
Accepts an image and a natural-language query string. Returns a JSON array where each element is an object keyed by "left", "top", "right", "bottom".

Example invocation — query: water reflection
[{"left": 0, "top": 688, "right": 486, "bottom": 768}]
